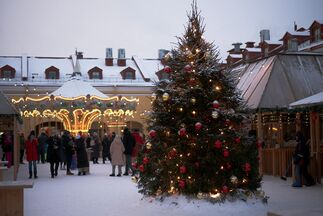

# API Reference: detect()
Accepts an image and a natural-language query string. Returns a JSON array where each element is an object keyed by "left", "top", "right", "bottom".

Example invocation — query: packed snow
[{"left": 2, "top": 162, "right": 323, "bottom": 216}]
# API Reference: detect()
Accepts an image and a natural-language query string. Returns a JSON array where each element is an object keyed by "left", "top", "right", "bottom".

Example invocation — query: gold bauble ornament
[
  {"left": 230, "top": 175, "right": 238, "bottom": 185},
  {"left": 146, "top": 142, "right": 152, "bottom": 149},
  {"left": 197, "top": 192, "right": 204, "bottom": 199},
  {"left": 190, "top": 97, "right": 196, "bottom": 104},
  {"left": 212, "top": 110, "right": 219, "bottom": 119},
  {"left": 131, "top": 176, "right": 138, "bottom": 183},
  {"left": 162, "top": 92, "right": 169, "bottom": 101}
]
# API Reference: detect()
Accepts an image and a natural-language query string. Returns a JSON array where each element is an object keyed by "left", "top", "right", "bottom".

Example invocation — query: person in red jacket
[
  {"left": 25, "top": 131, "right": 39, "bottom": 179},
  {"left": 131, "top": 129, "right": 144, "bottom": 161}
]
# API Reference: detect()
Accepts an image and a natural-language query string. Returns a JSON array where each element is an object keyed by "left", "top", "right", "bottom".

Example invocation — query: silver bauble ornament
[
  {"left": 230, "top": 175, "right": 238, "bottom": 185},
  {"left": 212, "top": 110, "right": 219, "bottom": 119},
  {"left": 190, "top": 97, "right": 196, "bottom": 104}
]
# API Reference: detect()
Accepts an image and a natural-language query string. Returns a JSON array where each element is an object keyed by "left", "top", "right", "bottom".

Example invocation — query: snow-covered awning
[
  {"left": 290, "top": 91, "right": 323, "bottom": 108},
  {"left": 51, "top": 74, "right": 108, "bottom": 99}
]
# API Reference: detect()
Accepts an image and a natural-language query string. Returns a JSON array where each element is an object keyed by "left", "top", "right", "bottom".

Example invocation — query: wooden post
[
  {"left": 257, "top": 112, "right": 264, "bottom": 175},
  {"left": 13, "top": 116, "right": 19, "bottom": 181},
  {"left": 314, "top": 112, "right": 321, "bottom": 183}
]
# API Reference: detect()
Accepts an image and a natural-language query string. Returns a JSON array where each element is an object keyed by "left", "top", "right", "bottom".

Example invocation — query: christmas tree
[{"left": 134, "top": 1, "right": 262, "bottom": 202}]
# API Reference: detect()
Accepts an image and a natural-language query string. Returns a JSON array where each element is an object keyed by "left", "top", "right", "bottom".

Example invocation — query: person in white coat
[{"left": 109, "top": 135, "right": 125, "bottom": 177}]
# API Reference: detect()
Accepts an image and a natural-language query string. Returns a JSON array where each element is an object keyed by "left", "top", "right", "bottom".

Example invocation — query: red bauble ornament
[
  {"left": 132, "top": 162, "right": 138, "bottom": 169},
  {"left": 143, "top": 157, "right": 149, "bottom": 165},
  {"left": 225, "top": 119, "right": 231, "bottom": 125},
  {"left": 149, "top": 130, "right": 157, "bottom": 138},
  {"left": 235, "top": 137, "right": 241, "bottom": 144},
  {"left": 223, "top": 150, "right": 229, "bottom": 157},
  {"left": 226, "top": 162, "right": 232, "bottom": 169},
  {"left": 178, "top": 128, "right": 187, "bottom": 137},
  {"left": 179, "top": 166, "right": 187, "bottom": 174},
  {"left": 244, "top": 162, "right": 251, "bottom": 172},
  {"left": 163, "top": 66, "right": 172, "bottom": 73},
  {"left": 168, "top": 149, "right": 177, "bottom": 158},
  {"left": 188, "top": 78, "right": 197, "bottom": 86},
  {"left": 214, "top": 140, "right": 222, "bottom": 149},
  {"left": 222, "top": 185, "right": 229, "bottom": 194},
  {"left": 184, "top": 64, "right": 192, "bottom": 72},
  {"left": 213, "top": 100, "right": 220, "bottom": 109},
  {"left": 179, "top": 180, "right": 186, "bottom": 189},
  {"left": 195, "top": 122, "right": 202, "bottom": 131},
  {"left": 138, "top": 165, "right": 145, "bottom": 172}
]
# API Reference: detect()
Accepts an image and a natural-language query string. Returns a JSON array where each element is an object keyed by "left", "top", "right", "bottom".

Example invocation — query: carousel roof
[
  {"left": 0, "top": 91, "right": 18, "bottom": 115},
  {"left": 50, "top": 73, "right": 108, "bottom": 99},
  {"left": 289, "top": 91, "right": 323, "bottom": 108}
]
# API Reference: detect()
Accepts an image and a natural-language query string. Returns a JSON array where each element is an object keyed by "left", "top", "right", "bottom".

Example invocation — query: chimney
[
  {"left": 294, "top": 21, "right": 297, "bottom": 31},
  {"left": 105, "top": 48, "right": 113, "bottom": 66},
  {"left": 117, "top": 48, "right": 126, "bottom": 66},
  {"left": 245, "top": 42, "right": 255, "bottom": 48},
  {"left": 158, "top": 49, "right": 169, "bottom": 59},
  {"left": 76, "top": 51, "right": 83, "bottom": 59},
  {"left": 260, "top": 29, "right": 270, "bottom": 42},
  {"left": 288, "top": 38, "right": 298, "bottom": 52},
  {"left": 232, "top": 42, "right": 242, "bottom": 53}
]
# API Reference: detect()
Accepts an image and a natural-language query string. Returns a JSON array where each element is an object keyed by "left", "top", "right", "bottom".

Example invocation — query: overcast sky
[{"left": 0, "top": 0, "right": 322, "bottom": 61}]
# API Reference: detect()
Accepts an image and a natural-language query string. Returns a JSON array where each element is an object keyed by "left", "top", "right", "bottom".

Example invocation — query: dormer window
[
  {"left": 0, "top": 65, "right": 16, "bottom": 79},
  {"left": 45, "top": 66, "right": 59, "bottom": 79},
  {"left": 120, "top": 67, "right": 136, "bottom": 80},
  {"left": 155, "top": 69, "right": 169, "bottom": 80},
  {"left": 88, "top": 67, "right": 103, "bottom": 79}
]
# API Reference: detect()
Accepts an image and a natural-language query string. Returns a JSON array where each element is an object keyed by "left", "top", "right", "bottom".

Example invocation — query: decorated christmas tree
[{"left": 134, "top": 1, "right": 262, "bottom": 202}]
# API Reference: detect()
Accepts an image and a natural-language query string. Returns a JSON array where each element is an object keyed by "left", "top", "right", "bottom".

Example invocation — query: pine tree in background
[{"left": 134, "top": 1, "right": 262, "bottom": 202}]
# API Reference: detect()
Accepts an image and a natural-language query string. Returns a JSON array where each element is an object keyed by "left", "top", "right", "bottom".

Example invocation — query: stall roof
[
  {"left": 235, "top": 53, "right": 323, "bottom": 109},
  {"left": 0, "top": 91, "right": 18, "bottom": 115},
  {"left": 290, "top": 91, "right": 323, "bottom": 108}
]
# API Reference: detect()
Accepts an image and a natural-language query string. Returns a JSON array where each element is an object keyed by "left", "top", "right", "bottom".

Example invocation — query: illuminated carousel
[{"left": 12, "top": 72, "right": 138, "bottom": 134}]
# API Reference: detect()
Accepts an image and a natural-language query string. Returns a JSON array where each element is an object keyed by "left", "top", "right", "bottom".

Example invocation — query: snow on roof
[
  {"left": 264, "top": 40, "right": 283, "bottom": 45},
  {"left": 299, "top": 40, "right": 323, "bottom": 51},
  {"left": 288, "top": 31, "right": 310, "bottom": 36},
  {"left": 290, "top": 91, "right": 323, "bottom": 107},
  {"left": 229, "top": 54, "right": 242, "bottom": 58},
  {"left": 51, "top": 75, "right": 108, "bottom": 98},
  {"left": 0, "top": 56, "right": 22, "bottom": 76},
  {"left": 132, "top": 56, "right": 161, "bottom": 81},
  {"left": 245, "top": 48, "right": 261, "bottom": 52}
]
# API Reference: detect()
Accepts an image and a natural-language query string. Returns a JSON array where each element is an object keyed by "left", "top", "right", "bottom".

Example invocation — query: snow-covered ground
[{"left": 2, "top": 162, "right": 323, "bottom": 216}]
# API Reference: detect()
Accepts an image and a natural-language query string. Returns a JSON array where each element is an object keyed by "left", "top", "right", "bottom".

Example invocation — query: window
[
  {"left": 45, "top": 66, "right": 59, "bottom": 79},
  {"left": 3, "top": 70, "right": 12, "bottom": 79},
  {"left": 125, "top": 72, "right": 133, "bottom": 79},
  {"left": 48, "top": 71, "right": 57, "bottom": 79},
  {"left": 314, "top": 28, "right": 321, "bottom": 41},
  {"left": 92, "top": 71, "right": 101, "bottom": 79}
]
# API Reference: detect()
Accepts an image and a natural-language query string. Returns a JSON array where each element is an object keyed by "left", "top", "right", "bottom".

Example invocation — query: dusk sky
[{"left": 0, "top": 0, "right": 322, "bottom": 61}]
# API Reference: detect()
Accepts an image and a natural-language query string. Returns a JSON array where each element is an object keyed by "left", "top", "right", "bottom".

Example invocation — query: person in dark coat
[
  {"left": 47, "top": 129, "right": 61, "bottom": 178},
  {"left": 75, "top": 132, "right": 89, "bottom": 175},
  {"left": 19, "top": 132, "right": 25, "bottom": 164},
  {"left": 102, "top": 133, "right": 114, "bottom": 163},
  {"left": 62, "top": 131, "right": 74, "bottom": 175},
  {"left": 90, "top": 132, "right": 100, "bottom": 164},
  {"left": 25, "top": 131, "right": 38, "bottom": 178},
  {"left": 37, "top": 131, "right": 48, "bottom": 163},
  {"left": 292, "top": 131, "right": 315, "bottom": 187},
  {"left": 122, "top": 128, "right": 135, "bottom": 176}
]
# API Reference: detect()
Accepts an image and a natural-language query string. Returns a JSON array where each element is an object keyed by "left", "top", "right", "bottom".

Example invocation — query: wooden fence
[{"left": 261, "top": 147, "right": 323, "bottom": 178}]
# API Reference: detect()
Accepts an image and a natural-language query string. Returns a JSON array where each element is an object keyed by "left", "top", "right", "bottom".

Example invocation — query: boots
[
  {"left": 34, "top": 172, "right": 38, "bottom": 179},
  {"left": 29, "top": 172, "right": 32, "bottom": 179}
]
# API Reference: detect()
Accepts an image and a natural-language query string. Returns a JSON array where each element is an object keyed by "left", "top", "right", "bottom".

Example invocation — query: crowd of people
[{"left": 0, "top": 128, "right": 144, "bottom": 179}]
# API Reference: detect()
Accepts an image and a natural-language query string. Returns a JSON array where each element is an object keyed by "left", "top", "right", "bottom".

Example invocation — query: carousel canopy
[
  {"left": 289, "top": 91, "right": 323, "bottom": 108},
  {"left": 51, "top": 73, "right": 108, "bottom": 99},
  {"left": 0, "top": 91, "right": 18, "bottom": 115}
]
